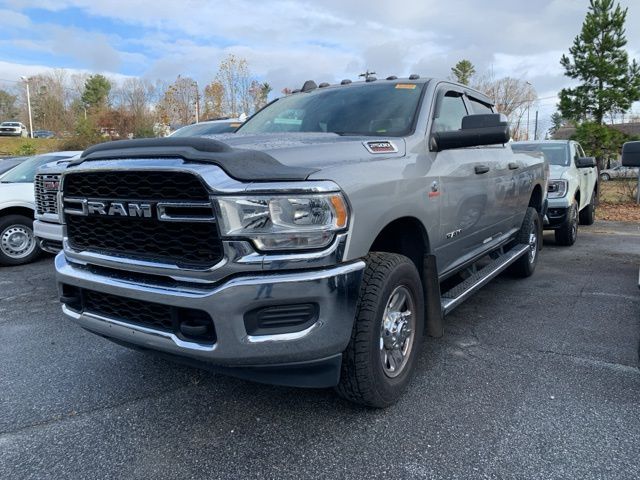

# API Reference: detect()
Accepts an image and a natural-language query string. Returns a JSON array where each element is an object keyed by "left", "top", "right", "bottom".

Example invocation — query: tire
[
  {"left": 335, "top": 252, "right": 425, "bottom": 408},
  {"left": 579, "top": 189, "right": 597, "bottom": 225},
  {"left": 600, "top": 173, "right": 610, "bottom": 181},
  {"left": 554, "top": 201, "right": 578, "bottom": 246},
  {"left": 0, "top": 215, "right": 41, "bottom": 266},
  {"left": 508, "top": 207, "right": 541, "bottom": 278}
]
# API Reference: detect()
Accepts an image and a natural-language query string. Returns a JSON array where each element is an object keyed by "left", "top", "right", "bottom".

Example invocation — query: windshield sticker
[
  {"left": 395, "top": 84, "right": 417, "bottom": 90},
  {"left": 363, "top": 141, "right": 399, "bottom": 154}
]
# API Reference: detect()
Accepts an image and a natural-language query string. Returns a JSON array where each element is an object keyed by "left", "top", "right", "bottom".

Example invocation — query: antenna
[{"left": 359, "top": 70, "right": 377, "bottom": 81}]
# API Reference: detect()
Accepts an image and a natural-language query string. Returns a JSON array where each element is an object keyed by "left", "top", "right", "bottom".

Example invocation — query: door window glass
[{"left": 433, "top": 92, "right": 467, "bottom": 132}]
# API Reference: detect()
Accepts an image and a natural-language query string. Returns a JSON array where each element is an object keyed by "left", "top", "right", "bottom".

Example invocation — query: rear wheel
[
  {"left": 335, "top": 252, "right": 424, "bottom": 408},
  {"left": 509, "top": 207, "right": 541, "bottom": 278},
  {"left": 600, "top": 173, "right": 610, "bottom": 181},
  {"left": 554, "top": 201, "right": 578, "bottom": 246},
  {"left": 0, "top": 215, "right": 40, "bottom": 266}
]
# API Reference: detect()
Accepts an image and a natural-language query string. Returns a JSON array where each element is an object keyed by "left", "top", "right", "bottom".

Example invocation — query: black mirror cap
[
  {"left": 432, "top": 114, "right": 510, "bottom": 152},
  {"left": 461, "top": 113, "right": 508, "bottom": 130},
  {"left": 622, "top": 141, "right": 640, "bottom": 167},
  {"left": 576, "top": 156, "right": 597, "bottom": 168}
]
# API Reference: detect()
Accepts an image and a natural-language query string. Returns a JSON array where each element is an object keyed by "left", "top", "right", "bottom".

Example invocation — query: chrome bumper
[
  {"left": 56, "top": 253, "right": 365, "bottom": 366},
  {"left": 34, "top": 219, "right": 63, "bottom": 241}
]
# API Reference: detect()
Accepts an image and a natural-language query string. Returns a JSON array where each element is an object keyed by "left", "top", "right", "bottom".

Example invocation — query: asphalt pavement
[{"left": 1, "top": 221, "right": 639, "bottom": 479}]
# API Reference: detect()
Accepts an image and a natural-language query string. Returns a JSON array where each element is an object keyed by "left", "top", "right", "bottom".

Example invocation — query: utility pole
[
  {"left": 193, "top": 81, "right": 200, "bottom": 123},
  {"left": 20, "top": 76, "right": 33, "bottom": 138},
  {"left": 534, "top": 110, "right": 539, "bottom": 140}
]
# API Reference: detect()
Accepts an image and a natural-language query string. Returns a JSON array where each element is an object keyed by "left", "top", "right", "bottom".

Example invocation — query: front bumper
[
  {"left": 56, "top": 253, "right": 364, "bottom": 372},
  {"left": 544, "top": 206, "right": 569, "bottom": 229},
  {"left": 34, "top": 220, "right": 63, "bottom": 253}
]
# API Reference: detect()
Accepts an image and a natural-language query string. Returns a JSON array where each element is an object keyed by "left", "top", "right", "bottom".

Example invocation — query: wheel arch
[
  {"left": 0, "top": 206, "right": 35, "bottom": 220},
  {"left": 368, "top": 216, "right": 431, "bottom": 276}
]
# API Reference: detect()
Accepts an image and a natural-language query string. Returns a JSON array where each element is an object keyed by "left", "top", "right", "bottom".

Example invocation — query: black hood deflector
[{"left": 70, "top": 137, "right": 318, "bottom": 182}]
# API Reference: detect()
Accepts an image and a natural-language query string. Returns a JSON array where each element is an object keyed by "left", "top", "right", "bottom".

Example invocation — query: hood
[
  {"left": 549, "top": 165, "right": 567, "bottom": 180},
  {"left": 206, "top": 132, "right": 406, "bottom": 170}
]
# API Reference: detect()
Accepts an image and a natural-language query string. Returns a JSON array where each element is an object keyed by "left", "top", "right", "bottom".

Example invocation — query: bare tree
[
  {"left": 215, "top": 55, "right": 253, "bottom": 117},
  {"left": 158, "top": 75, "right": 198, "bottom": 126},
  {"left": 203, "top": 81, "right": 225, "bottom": 119},
  {"left": 473, "top": 73, "right": 537, "bottom": 140}
]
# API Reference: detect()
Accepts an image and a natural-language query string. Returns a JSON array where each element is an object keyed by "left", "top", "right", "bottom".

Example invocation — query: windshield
[
  {"left": 1, "top": 122, "right": 20, "bottom": 127},
  {"left": 171, "top": 121, "right": 241, "bottom": 137},
  {"left": 511, "top": 143, "right": 570, "bottom": 166},
  {"left": 239, "top": 82, "right": 426, "bottom": 137},
  {"left": 0, "top": 155, "right": 68, "bottom": 183}
]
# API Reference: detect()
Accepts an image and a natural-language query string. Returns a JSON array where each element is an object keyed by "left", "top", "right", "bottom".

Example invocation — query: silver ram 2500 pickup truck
[{"left": 56, "top": 77, "right": 547, "bottom": 407}]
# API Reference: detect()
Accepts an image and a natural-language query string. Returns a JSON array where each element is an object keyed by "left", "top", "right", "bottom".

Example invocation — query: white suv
[{"left": 0, "top": 122, "right": 28, "bottom": 137}]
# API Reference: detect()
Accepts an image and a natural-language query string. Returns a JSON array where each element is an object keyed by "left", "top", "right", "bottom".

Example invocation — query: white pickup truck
[{"left": 512, "top": 140, "right": 598, "bottom": 246}]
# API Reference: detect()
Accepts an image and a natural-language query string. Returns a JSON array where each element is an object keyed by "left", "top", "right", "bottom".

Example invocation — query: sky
[{"left": 1, "top": 0, "right": 639, "bottom": 130}]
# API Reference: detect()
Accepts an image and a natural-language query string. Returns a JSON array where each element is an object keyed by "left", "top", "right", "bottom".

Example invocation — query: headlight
[
  {"left": 548, "top": 179, "right": 568, "bottom": 198},
  {"left": 215, "top": 193, "right": 349, "bottom": 251}
]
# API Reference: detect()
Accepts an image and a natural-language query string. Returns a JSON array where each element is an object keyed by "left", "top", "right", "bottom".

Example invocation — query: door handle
[
  {"left": 508, "top": 162, "right": 520, "bottom": 170},
  {"left": 475, "top": 165, "right": 490, "bottom": 174}
]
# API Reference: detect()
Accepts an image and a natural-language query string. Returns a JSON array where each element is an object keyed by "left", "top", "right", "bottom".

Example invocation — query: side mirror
[
  {"left": 576, "top": 157, "right": 596, "bottom": 168},
  {"left": 431, "top": 114, "right": 510, "bottom": 152},
  {"left": 622, "top": 141, "right": 640, "bottom": 167}
]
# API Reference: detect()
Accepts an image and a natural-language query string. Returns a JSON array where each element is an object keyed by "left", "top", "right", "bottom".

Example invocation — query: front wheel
[
  {"left": 600, "top": 173, "right": 610, "bottom": 181},
  {"left": 554, "top": 201, "right": 578, "bottom": 246},
  {"left": 0, "top": 215, "right": 41, "bottom": 266},
  {"left": 579, "top": 189, "right": 597, "bottom": 225},
  {"left": 335, "top": 252, "right": 424, "bottom": 408}
]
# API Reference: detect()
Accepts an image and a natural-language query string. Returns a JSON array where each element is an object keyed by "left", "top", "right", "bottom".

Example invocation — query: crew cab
[
  {"left": 55, "top": 77, "right": 546, "bottom": 407},
  {"left": 512, "top": 140, "right": 597, "bottom": 246}
]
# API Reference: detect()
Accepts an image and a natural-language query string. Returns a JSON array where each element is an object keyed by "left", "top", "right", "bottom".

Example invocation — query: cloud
[{"left": 3, "top": 0, "right": 640, "bottom": 123}]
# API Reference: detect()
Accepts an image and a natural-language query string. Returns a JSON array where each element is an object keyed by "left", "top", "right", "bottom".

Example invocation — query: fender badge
[{"left": 363, "top": 141, "right": 399, "bottom": 154}]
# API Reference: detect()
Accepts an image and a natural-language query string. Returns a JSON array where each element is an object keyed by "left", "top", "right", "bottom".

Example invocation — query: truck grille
[
  {"left": 34, "top": 173, "right": 61, "bottom": 215},
  {"left": 63, "top": 171, "right": 223, "bottom": 268}
]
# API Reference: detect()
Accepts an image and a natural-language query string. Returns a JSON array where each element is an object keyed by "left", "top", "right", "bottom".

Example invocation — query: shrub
[{"left": 13, "top": 142, "right": 37, "bottom": 156}]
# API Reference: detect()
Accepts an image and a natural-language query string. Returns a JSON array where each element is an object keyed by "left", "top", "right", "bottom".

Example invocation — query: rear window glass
[{"left": 511, "top": 143, "right": 570, "bottom": 166}]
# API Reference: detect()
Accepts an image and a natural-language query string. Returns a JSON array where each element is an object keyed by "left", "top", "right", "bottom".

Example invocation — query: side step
[{"left": 441, "top": 244, "right": 529, "bottom": 315}]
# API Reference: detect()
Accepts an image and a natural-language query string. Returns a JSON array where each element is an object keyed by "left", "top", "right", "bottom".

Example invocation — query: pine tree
[
  {"left": 81, "top": 74, "right": 112, "bottom": 110},
  {"left": 450, "top": 60, "right": 476, "bottom": 85},
  {"left": 559, "top": 0, "right": 640, "bottom": 124}
]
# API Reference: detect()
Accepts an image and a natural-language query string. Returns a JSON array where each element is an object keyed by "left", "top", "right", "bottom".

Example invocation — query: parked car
[
  {"left": 512, "top": 140, "right": 598, "bottom": 246},
  {"left": 0, "top": 121, "right": 28, "bottom": 137},
  {"left": 169, "top": 118, "right": 243, "bottom": 137},
  {"left": 56, "top": 77, "right": 547, "bottom": 407},
  {"left": 0, "top": 151, "right": 81, "bottom": 265},
  {"left": 33, "top": 130, "right": 56, "bottom": 139},
  {"left": 600, "top": 165, "right": 639, "bottom": 181},
  {"left": 0, "top": 156, "right": 28, "bottom": 175}
]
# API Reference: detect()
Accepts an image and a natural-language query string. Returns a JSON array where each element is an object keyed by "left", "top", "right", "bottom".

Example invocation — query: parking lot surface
[{"left": 1, "top": 221, "right": 639, "bottom": 480}]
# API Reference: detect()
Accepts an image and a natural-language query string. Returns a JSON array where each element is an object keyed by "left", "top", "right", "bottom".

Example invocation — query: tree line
[{"left": 0, "top": 54, "right": 271, "bottom": 148}]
